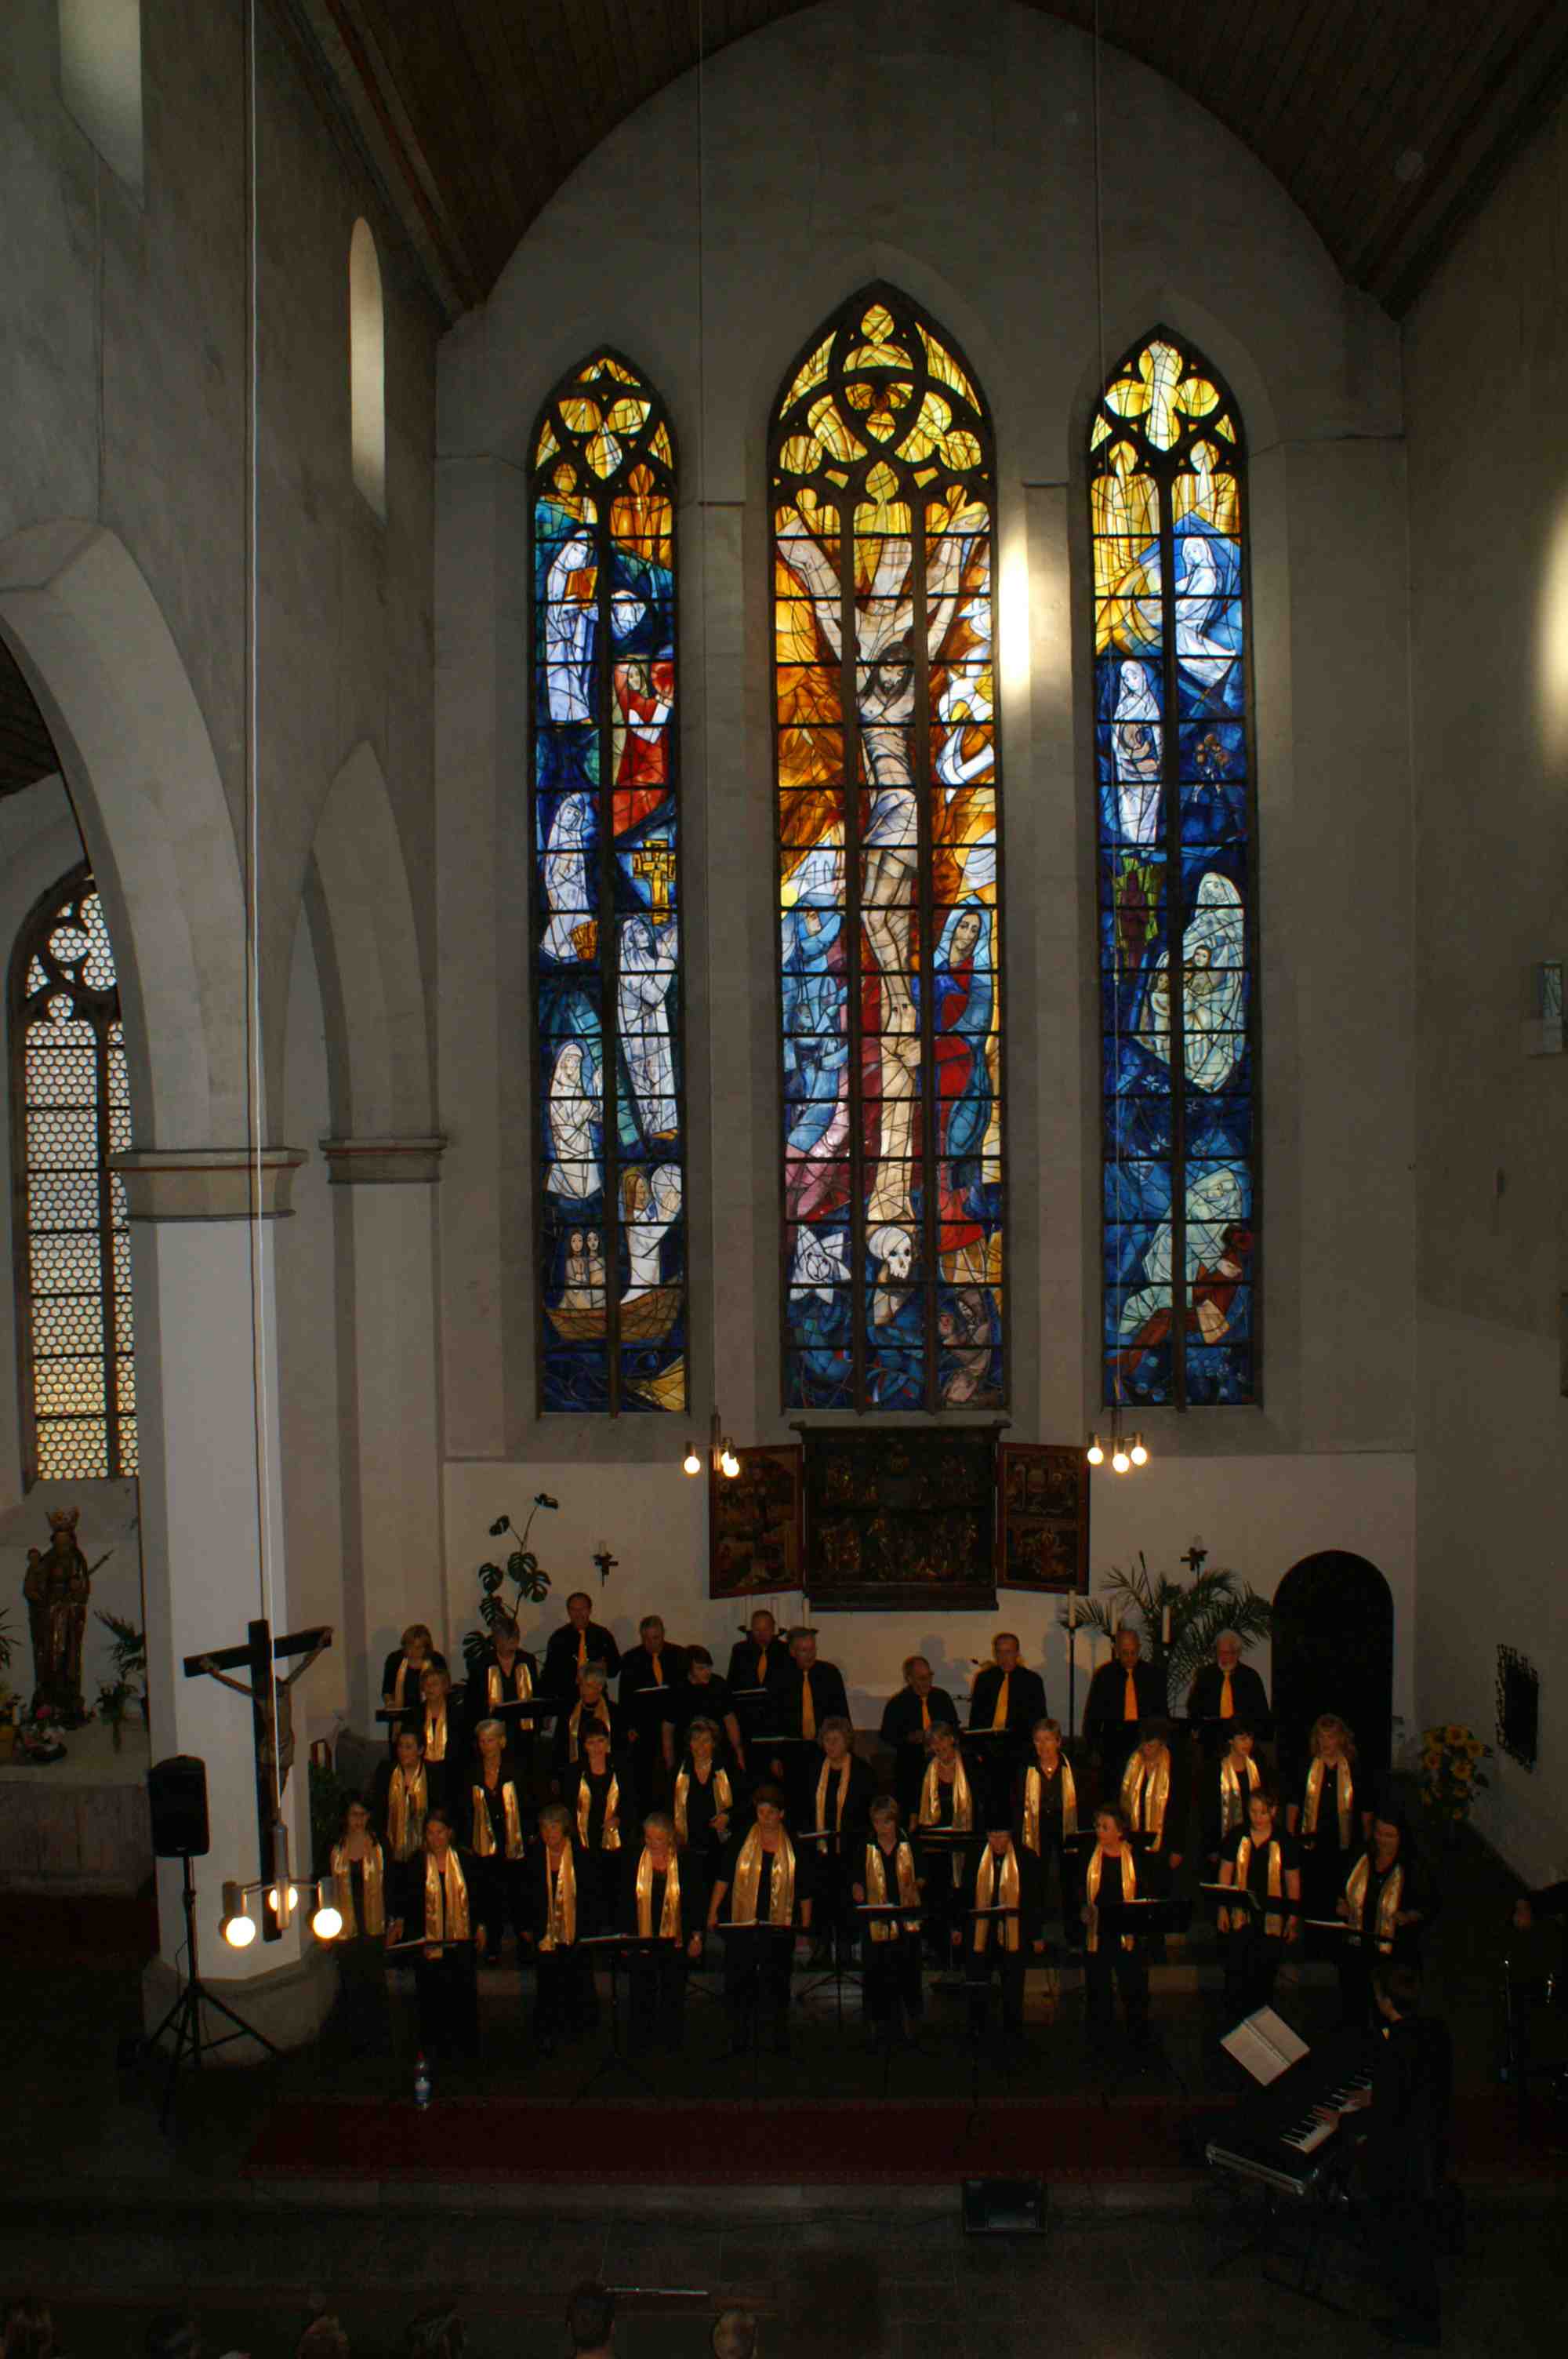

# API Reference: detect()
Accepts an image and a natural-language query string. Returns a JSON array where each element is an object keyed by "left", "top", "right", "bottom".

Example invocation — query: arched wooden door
[{"left": 1272, "top": 1551, "right": 1395, "bottom": 1796}]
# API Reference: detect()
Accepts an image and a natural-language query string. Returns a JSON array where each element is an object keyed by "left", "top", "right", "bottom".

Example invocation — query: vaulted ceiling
[
  {"left": 0, "top": 638, "right": 59, "bottom": 802},
  {"left": 292, "top": 0, "right": 1568, "bottom": 321}
]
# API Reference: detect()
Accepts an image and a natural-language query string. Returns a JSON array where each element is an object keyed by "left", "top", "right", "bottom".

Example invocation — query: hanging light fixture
[
  {"left": 309, "top": 1878, "right": 343, "bottom": 1943},
  {"left": 1111, "top": 1441, "right": 1131, "bottom": 1474},
  {"left": 1130, "top": 1433, "right": 1149, "bottom": 1467},
  {"left": 720, "top": 1440, "right": 740, "bottom": 1479},
  {"left": 1086, "top": 1434, "right": 1105, "bottom": 1467},
  {"left": 681, "top": 1406, "right": 741, "bottom": 1478},
  {"left": 220, "top": 1880, "right": 256, "bottom": 1949},
  {"left": 682, "top": 1441, "right": 702, "bottom": 1477}
]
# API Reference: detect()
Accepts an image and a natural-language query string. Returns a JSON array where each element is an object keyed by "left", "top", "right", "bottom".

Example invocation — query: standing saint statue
[{"left": 24, "top": 1508, "right": 102, "bottom": 1725}]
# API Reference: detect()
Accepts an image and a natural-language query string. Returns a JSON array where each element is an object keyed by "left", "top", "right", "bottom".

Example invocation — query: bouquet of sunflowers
[{"left": 1419, "top": 1723, "right": 1490, "bottom": 1823}]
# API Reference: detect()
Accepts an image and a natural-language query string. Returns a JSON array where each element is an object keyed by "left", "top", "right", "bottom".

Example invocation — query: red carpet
[{"left": 245, "top": 2092, "right": 1217, "bottom": 2185}]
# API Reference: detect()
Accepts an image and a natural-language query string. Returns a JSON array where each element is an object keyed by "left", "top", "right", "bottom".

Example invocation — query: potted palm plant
[{"left": 96, "top": 1612, "right": 147, "bottom": 1735}]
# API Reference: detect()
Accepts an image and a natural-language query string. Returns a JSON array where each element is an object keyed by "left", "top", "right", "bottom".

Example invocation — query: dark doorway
[{"left": 1272, "top": 1551, "right": 1395, "bottom": 1797}]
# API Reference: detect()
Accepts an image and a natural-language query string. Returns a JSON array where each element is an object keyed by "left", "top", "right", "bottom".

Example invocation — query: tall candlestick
[{"left": 1162, "top": 1605, "right": 1172, "bottom": 1646}]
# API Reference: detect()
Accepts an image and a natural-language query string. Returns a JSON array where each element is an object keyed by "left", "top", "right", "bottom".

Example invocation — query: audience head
[
  {"left": 399, "top": 1623, "right": 434, "bottom": 1663},
  {"left": 789, "top": 1627, "right": 818, "bottom": 1669},
  {"left": 1214, "top": 1630, "right": 1242, "bottom": 1670},
  {"left": 902, "top": 1655, "right": 934, "bottom": 1695},
  {"left": 1309, "top": 1713, "right": 1356, "bottom": 1763},
  {"left": 818, "top": 1714, "right": 852, "bottom": 1760},
  {"left": 144, "top": 2315, "right": 200, "bottom": 2359},
  {"left": 1114, "top": 1628, "right": 1142, "bottom": 1669},
  {"left": 566, "top": 2282, "right": 615, "bottom": 2357},
  {"left": 993, "top": 1632, "right": 1020, "bottom": 1672},
  {"left": 539, "top": 1802, "right": 571, "bottom": 1846},
  {"left": 405, "top": 2310, "right": 464, "bottom": 2359},
  {"left": 712, "top": 2309, "right": 758, "bottom": 2359},
  {"left": 566, "top": 1591, "right": 593, "bottom": 1630},
  {"left": 394, "top": 1727, "right": 424, "bottom": 1768},
  {"left": 2, "top": 2299, "right": 56, "bottom": 2359}
]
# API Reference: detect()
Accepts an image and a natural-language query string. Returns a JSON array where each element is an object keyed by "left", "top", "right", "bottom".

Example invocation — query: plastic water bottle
[{"left": 413, "top": 2052, "right": 431, "bottom": 2110}]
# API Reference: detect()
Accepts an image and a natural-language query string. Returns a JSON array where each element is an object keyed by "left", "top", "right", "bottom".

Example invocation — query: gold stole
[
  {"left": 568, "top": 1699, "right": 611, "bottom": 1761},
  {"left": 1303, "top": 1756, "right": 1353, "bottom": 1846},
  {"left": 423, "top": 1703, "right": 448, "bottom": 1762},
  {"left": 989, "top": 1670, "right": 1011, "bottom": 1730},
  {"left": 974, "top": 1841, "right": 1021, "bottom": 1953},
  {"left": 1120, "top": 1749, "right": 1171, "bottom": 1847},
  {"left": 1085, "top": 1844, "right": 1137, "bottom": 1952},
  {"left": 815, "top": 1757, "right": 850, "bottom": 1831},
  {"left": 865, "top": 1838, "right": 920, "bottom": 1941},
  {"left": 470, "top": 1777, "right": 524, "bottom": 1859},
  {"left": 423, "top": 1849, "right": 470, "bottom": 1953},
  {"left": 1022, "top": 1757, "right": 1077, "bottom": 1852},
  {"left": 634, "top": 1846, "right": 682, "bottom": 1939},
  {"left": 387, "top": 1765, "right": 427, "bottom": 1860},
  {"left": 1229, "top": 1834, "right": 1284, "bottom": 1937},
  {"left": 577, "top": 1769, "right": 622, "bottom": 1850},
  {"left": 539, "top": 1845, "right": 577, "bottom": 1950},
  {"left": 919, "top": 1755, "right": 973, "bottom": 1828},
  {"left": 673, "top": 1762, "right": 731, "bottom": 1844},
  {"left": 488, "top": 1656, "right": 533, "bottom": 1707},
  {"left": 330, "top": 1841, "right": 385, "bottom": 1937},
  {"left": 1345, "top": 1855, "right": 1403, "bottom": 1954},
  {"left": 729, "top": 1826, "right": 796, "bottom": 1927},
  {"left": 1218, "top": 1753, "right": 1260, "bottom": 1837}
]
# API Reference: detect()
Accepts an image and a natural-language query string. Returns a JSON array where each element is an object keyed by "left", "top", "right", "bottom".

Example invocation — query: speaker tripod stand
[{"left": 144, "top": 1855, "right": 278, "bottom": 2128}]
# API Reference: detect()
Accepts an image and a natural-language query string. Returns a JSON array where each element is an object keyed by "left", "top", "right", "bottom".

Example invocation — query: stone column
[
  {"left": 321, "top": 1136, "right": 445, "bottom": 1721},
  {"left": 115, "top": 1147, "right": 330, "bottom": 2050}
]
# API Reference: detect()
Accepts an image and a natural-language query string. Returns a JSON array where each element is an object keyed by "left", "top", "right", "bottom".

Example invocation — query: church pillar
[
  {"left": 322, "top": 1136, "right": 446, "bottom": 1721},
  {"left": 117, "top": 1147, "right": 329, "bottom": 2048}
]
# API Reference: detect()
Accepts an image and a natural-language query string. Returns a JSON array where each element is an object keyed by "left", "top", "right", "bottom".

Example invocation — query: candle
[
  {"left": 1110, "top": 1601, "right": 1120, "bottom": 1634},
  {"left": 1161, "top": 1605, "right": 1172, "bottom": 1646},
  {"left": 1068, "top": 1592, "right": 1078, "bottom": 1629}
]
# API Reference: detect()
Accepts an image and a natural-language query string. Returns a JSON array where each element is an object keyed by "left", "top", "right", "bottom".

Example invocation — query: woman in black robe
[
  {"left": 325, "top": 1794, "right": 392, "bottom": 2055},
  {"left": 379, "top": 1623, "right": 446, "bottom": 1748},
  {"left": 565, "top": 1724, "right": 626, "bottom": 1928},
  {"left": 618, "top": 1810, "right": 704, "bottom": 2050},
  {"left": 389, "top": 1809, "right": 481, "bottom": 2060}
]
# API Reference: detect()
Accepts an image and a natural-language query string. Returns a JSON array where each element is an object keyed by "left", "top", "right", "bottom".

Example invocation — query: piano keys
[{"left": 1206, "top": 2026, "right": 1376, "bottom": 2197}]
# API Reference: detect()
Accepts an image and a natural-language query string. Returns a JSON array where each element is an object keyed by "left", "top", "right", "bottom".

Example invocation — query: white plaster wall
[
  {"left": 1404, "top": 92, "right": 1568, "bottom": 1883},
  {"left": 443, "top": 1451, "right": 1414, "bottom": 1736}
]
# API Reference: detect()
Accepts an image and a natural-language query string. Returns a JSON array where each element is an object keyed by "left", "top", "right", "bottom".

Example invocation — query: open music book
[{"left": 1221, "top": 2005, "right": 1309, "bottom": 2086}]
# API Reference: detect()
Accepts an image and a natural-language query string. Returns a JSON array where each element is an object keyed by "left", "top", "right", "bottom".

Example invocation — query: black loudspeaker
[
  {"left": 147, "top": 1754, "right": 210, "bottom": 1859},
  {"left": 961, "top": 2177, "right": 1047, "bottom": 2235}
]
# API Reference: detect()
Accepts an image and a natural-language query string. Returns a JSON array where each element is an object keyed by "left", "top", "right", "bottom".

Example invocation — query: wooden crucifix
[{"left": 183, "top": 1619, "right": 332, "bottom": 1942}]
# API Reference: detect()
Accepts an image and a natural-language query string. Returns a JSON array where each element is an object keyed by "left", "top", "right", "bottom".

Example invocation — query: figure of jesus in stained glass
[{"left": 771, "top": 290, "right": 1004, "bottom": 1413}]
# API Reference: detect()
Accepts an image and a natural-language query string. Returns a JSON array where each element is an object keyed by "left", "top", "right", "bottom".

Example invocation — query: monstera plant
[{"left": 462, "top": 1510, "right": 554, "bottom": 1682}]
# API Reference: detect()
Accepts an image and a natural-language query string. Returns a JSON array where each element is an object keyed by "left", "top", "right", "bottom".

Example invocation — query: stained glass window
[
  {"left": 9, "top": 865, "right": 136, "bottom": 1479},
  {"left": 1091, "top": 331, "right": 1257, "bottom": 1409},
  {"left": 529, "top": 352, "right": 685, "bottom": 1414},
  {"left": 771, "top": 289, "right": 1004, "bottom": 1412}
]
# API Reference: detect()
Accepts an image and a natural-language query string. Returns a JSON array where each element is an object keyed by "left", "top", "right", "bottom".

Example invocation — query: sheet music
[{"left": 1221, "top": 2004, "right": 1309, "bottom": 2086}]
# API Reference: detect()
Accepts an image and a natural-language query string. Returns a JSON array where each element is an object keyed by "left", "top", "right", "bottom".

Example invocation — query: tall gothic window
[
  {"left": 1091, "top": 331, "right": 1258, "bottom": 1410},
  {"left": 9, "top": 866, "right": 136, "bottom": 1479},
  {"left": 529, "top": 352, "right": 685, "bottom": 1414},
  {"left": 771, "top": 288, "right": 1004, "bottom": 1412}
]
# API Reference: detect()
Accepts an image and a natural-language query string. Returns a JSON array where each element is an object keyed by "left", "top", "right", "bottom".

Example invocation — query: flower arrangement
[
  {"left": 1418, "top": 1722, "right": 1491, "bottom": 1823},
  {"left": 13, "top": 1703, "right": 67, "bottom": 1765}
]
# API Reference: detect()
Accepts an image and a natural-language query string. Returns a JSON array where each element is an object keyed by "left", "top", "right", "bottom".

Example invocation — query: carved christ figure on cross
[{"left": 196, "top": 1624, "right": 332, "bottom": 1802}]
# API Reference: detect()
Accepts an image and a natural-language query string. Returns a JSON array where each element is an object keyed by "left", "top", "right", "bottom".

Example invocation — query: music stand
[
  {"left": 571, "top": 1932, "right": 675, "bottom": 2101},
  {"left": 714, "top": 1916, "right": 798, "bottom": 2105},
  {"left": 855, "top": 1902, "right": 927, "bottom": 2094},
  {"left": 793, "top": 1826, "right": 861, "bottom": 2025},
  {"left": 915, "top": 1822, "right": 982, "bottom": 1987},
  {"left": 961, "top": 1903, "right": 1026, "bottom": 2121}
]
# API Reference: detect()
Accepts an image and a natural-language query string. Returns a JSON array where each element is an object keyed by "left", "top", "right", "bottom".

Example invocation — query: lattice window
[
  {"left": 9, "top": 865, "right": 136, "bottom": 1479},
  {"left": 1091, "top": 330, "right": 1258, "bottom": 1409},
  {"left": 771, "top": 286, "right": 1004, "bottom": 1412},
  {"left": 529, "top": 353, "right": 686, "bottom": 1413}
]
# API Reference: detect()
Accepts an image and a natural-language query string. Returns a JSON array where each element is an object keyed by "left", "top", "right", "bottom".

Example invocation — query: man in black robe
[
  {"left": 967, "top": 1633, "right": 1047, "bottom": 1821},
  {"left": 543, "top": 1590, "right": 621, "bottom": 1699},
  {"left": 1186, "top": 1630, "right": 1271, "bottom": 1756},
  {"left": 616, "top": 1613, "right": 686, "bottom": 1808},
  {"left": 725, "top": 1607, "right": 793, "bottom": 1719},
  {"left": 618, "top": 1810, "right": 703, "bottom": 2049},
  {"left": 521, "top": 1802, "right": 596, "bottom": 2052},
  {"left": 707, "top": 1784, "right": 814, "bottom": 2056},
  {"left": 1083, "top": 1628, "right": 1165, "bottom": 1793},
  {"left": 880, "top": 1656, "right": 958, "bottom": 1821}
]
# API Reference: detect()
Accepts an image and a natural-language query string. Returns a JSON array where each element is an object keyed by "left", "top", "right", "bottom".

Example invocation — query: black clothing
[
  {"left": 1085, "top": 1939, "right": 1149, "bottom": 2045},
  {"left": 329, "top": 1859, "right": 391, "bottom": 2057},
  {"left": 391, "top": 1846, "right": 482, "bottom": 2060},
  {"left": 617, "top": 1642, "right": 686, "bottom": 1805},
  {"left": 1219, "top": 1822, "right": 1301, "bottom": 2017},
  {"left": 1083, "top": 1659, "right": 1166, "bottom": 1788},
  {"left": 1359, "top": 2015, "right": 1454, "bottom": 2341},
  {"left": 799, "top": 1754, "right": 874, "bottom": 1941},
  {"left": 522, "top": 1839, "right": 597, "bottom": 2044},
  {"left": 618, "top": 1641, "right": 688, "bottom": 1713},
  {"left": 672, "top": 1753, "right": 735, "bottom": 1872},
  {"left": 379, "top": 1648, "right": 448, "bottom": 1714},
  {"left": 915, "top": 1768, "right": 978, "bottom": 1957},
  {"left": 550, "top": 1693, "right": 624, "bottom": 1776},
  {"left": 855, "top": 1836, "right": 926, "bottom": 2034},
  {"left": 1201, "top": 1750, "right": 1265, "bottom": 1861},
  {"left": 543, "top": 1620, "right": 621, "bottom": 1700},
  {"left": 961, "top": 1843, "right": 1040, "bottom": 2042},
  {"left": 564, "top": 1762, "right": 627, "bottom": 1928},
  {"left": 372, "top": 1758, "right": 431, "bottom": 1864},
  {"left": 713, "top": 1831, "right": 813, "bottom": 2055},
  {"left": 1528, "top": 1879, "right": 1568, "bottom": 1919},
  {"left": 1338, "top": 1845, "right": 1436, "bottom": 2027},
  {"left": 1187, "top": 1659, "right": 1271, "bottom": 1747},
  {"left": 776, "top": 1659, "right": 851, "bottom": 1739},
  {"left": 725, "top": 1634, "right": 795, "bottom": 1699},
  {"left": 967, "top": 1663, "right": 1048, "bottom": 1739},
  {"left": 616, "top": 1856, "right": 697, "bottom": 2048},
  {"left": 880, "top": 1685, "right": 959, "bottom": 1817},
  {"left": 408, "top": 1704, "right": 462, "bottom": 1816},
  {"left": 467, "top": 1764, "right": 531, "bottom": 1952},
  {"left": 670, "top": 1675, "right": 741, "bottom": 1757},
  {"left": 802, "top": 1751, "right": 875, "bottom": 1839},
  {"left": 1017, "top": 1757, "right": 1082, "bottom": 1943},
  {"left": 465, "top": 1646, "right": 541, "bottom": 1742}
]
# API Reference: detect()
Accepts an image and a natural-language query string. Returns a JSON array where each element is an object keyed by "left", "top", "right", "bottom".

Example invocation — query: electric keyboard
[{"left": 1206, "top": 2028, "right": 1376, "bottom": 2197}]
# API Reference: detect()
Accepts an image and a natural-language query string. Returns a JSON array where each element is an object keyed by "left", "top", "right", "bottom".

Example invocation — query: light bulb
[
  {"left": 1130, "top": 1434, "right": 1148, "bottom": 1467},
  {"left": 219, "top": 1880, "right": 255, "bottom": 1948},
  {"left": 682, "top": 1442, "right": 702, "bottom": 1476},
  {"left": 267, "top": 1882, "right": 299, "bottom": 1914},
  {"left": 1086, "top": 1434, "right": 1105, "bottom": 1467},
  {"left": 311, "top": 1900, "right": 343, "bottom": 1943},
  {"left": 1111, "top": 1447, "right": 1131, "bottom": 1474},
  {"left": 720, "top": 1443, "right": 740, "bottom": 1479}
]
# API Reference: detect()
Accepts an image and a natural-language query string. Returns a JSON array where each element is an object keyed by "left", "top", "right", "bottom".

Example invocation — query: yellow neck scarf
[
  {"left": 330, "top": 1840, "right": 384, "bottom": 1937},
  {"left": 488, "top": 1656, "right": 532, "bottom": 1706},
  {"left": 920, "top": 1754, "right": 973, "bottom": 1830},
  {"left": 1230, "top": 1832, "right": 1285, "bottom": 1937},
  {"left": 1121, "top": 1748, "right": 1171, "bottom": 1845},
  {"left": 974, "top": 1841, "right": 1021, "bottom": 1952},
  {"left": 423, "top": 1703, "right": 448, "bottom": 1762},
  {"left": 1345, "top": 1853, "right": 1403, "bottom": 1954},
  {"left": 568, "top": 1698, "right": 611, "bottom": 1761},
  {"left": 1022, "top": 1754, "right": 1077, "bottom": 1850},
  {"left": 990, "top": 1670, "right": 1011, "bottom": 1731},
  {"left": 577, "top": 1767, "right": 622, "bottom": 1850},
  {"left": 540, "top": 1844, "right": 577, "bottom": 1950},
  {"left": 673, "top": 1761, "right": 730, "bottom": 1844},
  {"left": 423, "top": 1848, "right": 470, "bottom": 1951},
  {"left": 1219, "top": 1668, "right": 1235, "bottom": 1717},
  {"left": 729, "top": 1826, "right": 796, "bottom": 1927},
  {"left": 388, "top": 1764, "right": 428, "bottom": 1860},
  {"left": 1086, "top": 1843, "right": 1138, "bottom": 1951},
  {"left": 815, "top": 1756, "right": 851, "bottom": 1831},
  {"left": 634, "top": 1845, "right": 682, "bottom": 1939},
  {"left": 799, "top": 1670, "right": 816, "bottom": 1740},
  {"left": 1303, "top": 1754, "right": 1353, "bottom": 1845},
  {"left": 1219, "top": 1753, "right": 1260, "bottom": 1835},
  {"left": 470, "top": 1776, "right": 525, "bottom": 1859},
  {"left": 865, "top": 1837, "right": 920, "bottom": 1940}
]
